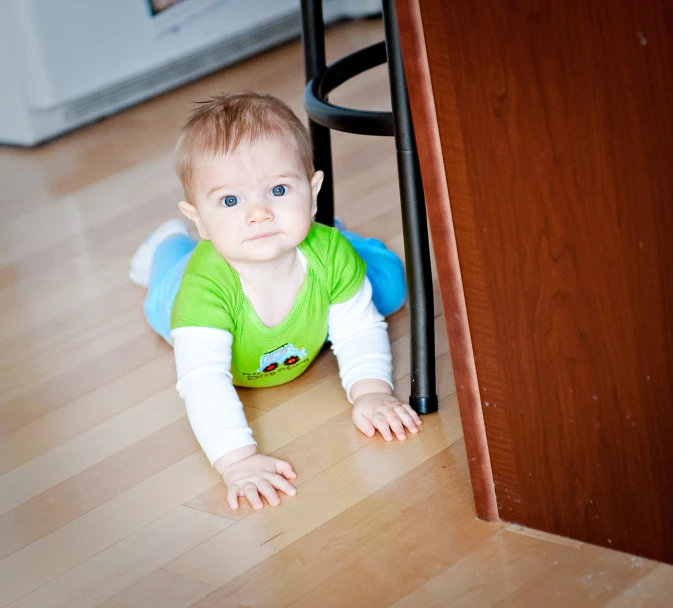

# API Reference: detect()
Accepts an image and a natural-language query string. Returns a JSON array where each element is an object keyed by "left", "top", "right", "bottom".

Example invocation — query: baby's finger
[
  {"left": 243, "top": 483, "right": 264, "bottom": 510},
  {"left": 257, "top": 479, "right": 281, "bottom": 507},
  {"left": 274, "top": 458, "right": 298, "bottom": 480},
  {"left": 372, "top": 413, "right": 394, "bottom": 441},
  {"left": 394, "top": 405, "right": 419, "bottom": 433},
  {"left": 227, "top": 484, "right": 241, "bottom": 510},
  {"left": 354, "top": 414, "right": 376, "bottom": 438},
  {"left": 384, "top": 410, "right": 407, "bottom": 440},
  {"left": 402, "top": 403, "right": 423, "bottom": 426},
  {"left": 268, "top": 473, "right": 298, "bottom": 498}
]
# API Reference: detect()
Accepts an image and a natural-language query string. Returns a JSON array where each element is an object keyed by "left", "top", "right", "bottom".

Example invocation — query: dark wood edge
[{"left": 395, "top": 0, "right": 499, "bottom": 522}]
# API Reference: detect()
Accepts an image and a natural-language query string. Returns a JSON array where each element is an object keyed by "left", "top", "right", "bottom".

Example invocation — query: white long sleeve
[
  {"left": 328, "top": 277, "right": 394, "bottom": 402},
  {"left": 171, "top": 326, "right": 255, "bottom": 465}
]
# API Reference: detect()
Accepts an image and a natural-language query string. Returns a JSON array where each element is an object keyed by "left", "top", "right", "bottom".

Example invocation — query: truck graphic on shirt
[{"left": 257, "top": 343, "right": 307, "bottom": 373}]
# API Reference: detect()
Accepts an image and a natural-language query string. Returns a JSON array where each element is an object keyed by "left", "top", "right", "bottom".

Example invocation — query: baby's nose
[{"left": 246, "top": 202, "right": 274, "bottom": 223}]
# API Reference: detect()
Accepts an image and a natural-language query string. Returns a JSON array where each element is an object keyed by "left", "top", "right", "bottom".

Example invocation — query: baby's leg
[
  {"left": 130, "top": 220, "right": 197, "bottom": 343},
  {"left": 337, "top": 222, "right": 407, "bottom": 317},
  {"left": 129, "top": 219, "right": 192, "bottom": 287}
]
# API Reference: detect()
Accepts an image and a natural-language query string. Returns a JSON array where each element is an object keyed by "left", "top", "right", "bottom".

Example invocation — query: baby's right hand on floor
[{"left": 220, "top": 451, "right": 297, "bottom": 511}]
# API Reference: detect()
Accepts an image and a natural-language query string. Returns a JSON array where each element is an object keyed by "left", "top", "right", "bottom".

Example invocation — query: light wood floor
[{"left": 1, "top": 18, "right": 672, "bottom": 608}]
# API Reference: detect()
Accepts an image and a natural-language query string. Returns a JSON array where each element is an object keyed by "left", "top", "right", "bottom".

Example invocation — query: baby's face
[{"left": 185, "top": 135, "right": 321, "bottom": 266}]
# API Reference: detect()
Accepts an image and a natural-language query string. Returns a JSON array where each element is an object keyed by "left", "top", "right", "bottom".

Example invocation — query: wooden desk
[{"left": 397, "top": 0, "right": 673, "bottom": 563}]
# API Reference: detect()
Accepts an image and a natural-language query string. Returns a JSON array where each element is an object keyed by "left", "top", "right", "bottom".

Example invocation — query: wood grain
[
  {"left": 408, "top": 0, "right": 673, "bottom": 561},
  {"left": 188, "top": 442, "right": 489, "bottom": 608},
  {"left": 97, "top": 570, "right": 215, "bottom": 608},
  {"left": 7, "top": 507, "right": 229, "bottom": 608},
  {"left": 396, "top": 0, "right": 498, "bottom": 523}
]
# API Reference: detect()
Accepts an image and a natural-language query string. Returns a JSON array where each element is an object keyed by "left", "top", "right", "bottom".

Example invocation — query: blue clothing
[
  {"left": 333, "top": 221, "right": 407, "bottom": 321},
  {"left": 143, "top": 235, "right": 196, "bottom": 343}
]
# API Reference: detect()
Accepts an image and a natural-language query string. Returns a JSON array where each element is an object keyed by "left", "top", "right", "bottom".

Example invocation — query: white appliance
[{"left": 0, "top": 0, "right": 381, "bottom": 146}]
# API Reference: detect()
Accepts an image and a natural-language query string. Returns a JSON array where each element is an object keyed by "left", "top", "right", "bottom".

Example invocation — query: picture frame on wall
[{"left": 146, "top": 0, "right": 225, "bottom": 33}]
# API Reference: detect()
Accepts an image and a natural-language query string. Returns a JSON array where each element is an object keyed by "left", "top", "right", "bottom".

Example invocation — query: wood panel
[
  {"left": 400, "top": 0, "right": 673, "bottom": 562},
  {"left": 395, "top": 0, "right": 498, "bottom": 523}
]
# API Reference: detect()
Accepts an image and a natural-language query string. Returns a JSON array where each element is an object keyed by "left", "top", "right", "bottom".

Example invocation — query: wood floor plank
[
  {"left": 1, "top": 416, "right": 231, "bottom": 561},
  {"left": 390, "top": 530, "right": 584, "bottom": 608},
  {"left": 7, "top": 507, "right": 229, "bottom": 608},
  {"left": 602, "top": 563, "right": 673, "bottom": 607},
  {"left": 0, "top": 262, "right": 137, "bottom": 343},
  {"left": 0, "top": 287, "right": 139, "bottom": 371},
  {"left": 0, "top": 333, "right": 166, "bottom": 437},
  {"left": 496, "top": 540, "right": 670, "bottom": 608},
  {"left": 1, "top": 315, "right": 146, "bottom": 403},
  {"left": 0, "top": 153, "right": 176, "bottom": 267},
  {"left": 287, "top": 480, "right": 494, "bottom": 607},
  {"left": 0, "top": 386, "right": 185, "bottom": 514},
  {"left": 164, "top": 393, "right": 461, "bottom": 588},
  {"left": 0, "top": 372, "right": 376, "bottom": 604},
  {"left": 0, "top": 371, "right": 369, "bottom": 591},
  {"left": 187, "top": 436, "right": 479, "bottom": 608},
  {"left": 0, "top": 193, "right": 182, "bottom": 290},
  {"left": 248, "top": 374, "right": 352, "bottom": 453},
  {"left": 0, "top": 356, "right": 392, "bottom": 562},
  {"left": 390, "top": 525, "right": 673, "bottom": 608},
  {"left": 97, "top": 570, "right": 216, "bottom": 608},
  {"left": 183, "top": 408, "right": 372, "bottom": 520},
  {"left": 0, "top": 351, "right": 176, "bottom": 474},
  {"left": 0, "top": 453, "right": 221, "bottom": 607}
]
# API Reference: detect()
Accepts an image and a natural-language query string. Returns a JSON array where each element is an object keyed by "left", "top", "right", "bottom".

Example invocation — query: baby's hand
[
  {"left": 352, "top": 393, "right": 423, "bottom": 441},
  {"left": 221, "top": 452, "right": 297, "bottom": 510}
]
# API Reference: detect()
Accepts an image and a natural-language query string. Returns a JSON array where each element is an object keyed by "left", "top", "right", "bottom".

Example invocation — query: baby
[{"left": 130, "top": 93, "right": 422, "bottom": 510}]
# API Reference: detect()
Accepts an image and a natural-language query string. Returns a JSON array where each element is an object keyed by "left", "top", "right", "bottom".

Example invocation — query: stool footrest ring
[{"left": 304, "top": 41, "right": 394, "bottom": 136}]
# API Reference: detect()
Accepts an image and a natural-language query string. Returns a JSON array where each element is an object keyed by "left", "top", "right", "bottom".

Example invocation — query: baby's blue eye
[
  {"left": 222, "top": 195, "right": 239, "bottom": 207},
  {"left": 271, "top": 185, "right": 287, "bottom": 197}
]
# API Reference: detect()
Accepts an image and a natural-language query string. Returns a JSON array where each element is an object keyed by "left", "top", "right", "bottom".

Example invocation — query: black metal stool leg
[
  {"left": 300, "top": 0, "right": 438, "bottom": 413},
  {"left": 382, "top": 0, "right": 438, "bottom": 414},
  {"left": 300, "top": 0, "right": 334, "bottom": 227}
]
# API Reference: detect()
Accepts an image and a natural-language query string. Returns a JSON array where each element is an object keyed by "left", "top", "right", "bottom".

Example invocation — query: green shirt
[{"left": 171, "top": 222, "right": 366, "bottom": 388}]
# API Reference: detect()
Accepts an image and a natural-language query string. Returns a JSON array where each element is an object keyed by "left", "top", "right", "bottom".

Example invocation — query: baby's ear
[
  {"left": 310, "top": 170, "right": 324, "bottom": 216},
  {"left": 178, "top": 200, "right": 209, "bottom": 239}
]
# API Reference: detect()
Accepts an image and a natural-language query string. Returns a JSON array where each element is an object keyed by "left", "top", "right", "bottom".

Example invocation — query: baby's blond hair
[{"left": 174, "top": 93, "right": 314, "bottom": 202}]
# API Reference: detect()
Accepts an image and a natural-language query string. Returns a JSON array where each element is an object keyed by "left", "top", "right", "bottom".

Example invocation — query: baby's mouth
[{"left": 247, "top": 232, "right": 278, "bottom": 241}]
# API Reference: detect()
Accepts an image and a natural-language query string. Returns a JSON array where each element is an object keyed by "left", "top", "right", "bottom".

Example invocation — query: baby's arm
[
  {"left": 172, "top": 327, "right": 297, "bottom": 509},
  {"left": 328, "top": 278, "right": 423, "bottom": 441}
]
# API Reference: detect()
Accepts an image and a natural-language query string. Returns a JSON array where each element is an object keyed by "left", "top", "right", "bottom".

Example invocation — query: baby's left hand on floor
[{"left": 352, "top": 393, "right": 423, "bottom": 441}]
